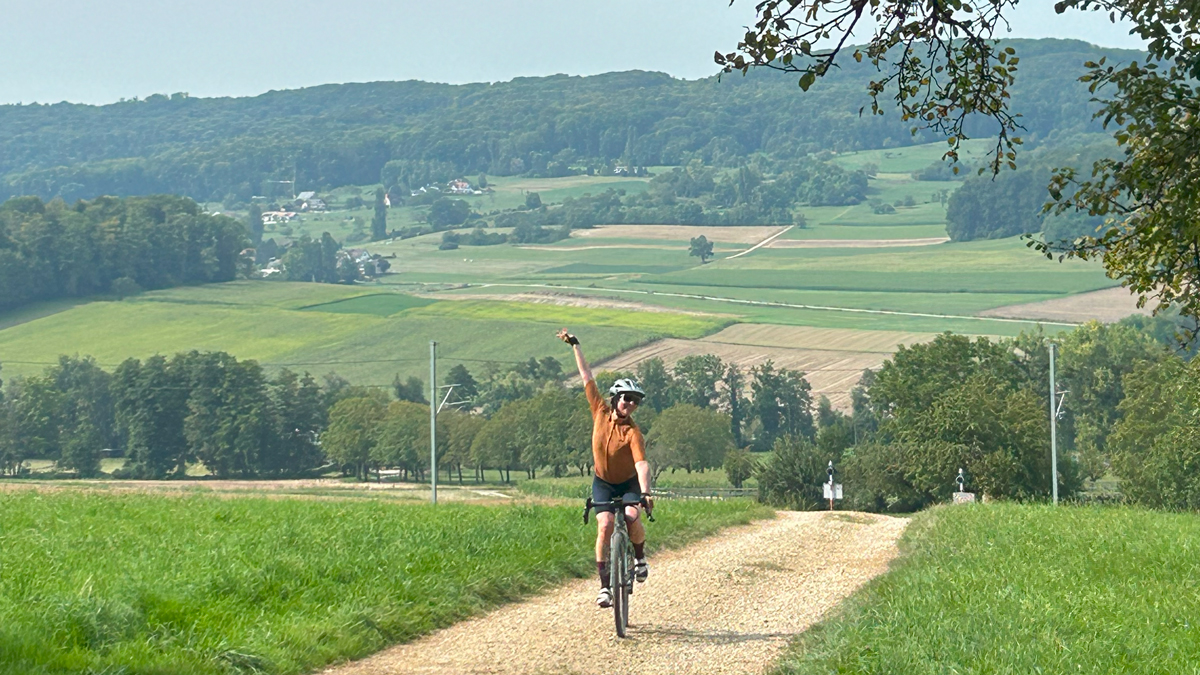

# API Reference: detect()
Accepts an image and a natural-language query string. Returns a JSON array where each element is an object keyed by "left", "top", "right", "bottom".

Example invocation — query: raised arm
[{"left": 557, "top": 327, "right": 593, "bottom": 384}]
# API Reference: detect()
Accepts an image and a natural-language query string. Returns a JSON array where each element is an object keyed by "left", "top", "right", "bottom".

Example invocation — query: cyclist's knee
[
  {"left": 596, "top": 511, "right": 615, "bottom": 532},
  {"left": 624, "top": 505, "right": 640, "bottom": 522}
]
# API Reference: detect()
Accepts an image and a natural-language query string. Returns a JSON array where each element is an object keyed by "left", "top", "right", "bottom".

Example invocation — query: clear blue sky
[{"left": 0, "top": 0, "right": 1144, "bottom": 105}]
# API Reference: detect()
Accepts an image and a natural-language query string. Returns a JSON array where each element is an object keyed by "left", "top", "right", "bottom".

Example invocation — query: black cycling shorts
[{"left": 592, "top": 476, "right": 642, "bottom": 514}]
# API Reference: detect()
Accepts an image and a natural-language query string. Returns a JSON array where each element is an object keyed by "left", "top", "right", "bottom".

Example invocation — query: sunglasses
[{"left": 619, "top": 393, "right": 642, "bottom": 405}]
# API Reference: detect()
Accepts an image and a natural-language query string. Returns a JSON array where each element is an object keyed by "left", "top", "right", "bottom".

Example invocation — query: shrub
[
  {"left": 723, "top": 448, "right": 758, "bottom": 488},
  {"left": 756, "top": 434, "right": 829, "bottom": 510}
]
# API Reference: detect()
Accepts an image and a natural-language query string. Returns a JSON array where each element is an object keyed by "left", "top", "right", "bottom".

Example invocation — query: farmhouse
[{"left": 261, "top": 210, "right": 296, "bottom": 224}]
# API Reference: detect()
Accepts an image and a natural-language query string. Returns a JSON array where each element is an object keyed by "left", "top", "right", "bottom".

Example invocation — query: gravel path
[{"left": 324, "top": 511, "right": 908, "bottom": 675}]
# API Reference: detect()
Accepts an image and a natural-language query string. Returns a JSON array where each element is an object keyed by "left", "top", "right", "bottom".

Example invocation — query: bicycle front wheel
[{"left": 609, "top": 529, "right": 629, "bottom": 638}]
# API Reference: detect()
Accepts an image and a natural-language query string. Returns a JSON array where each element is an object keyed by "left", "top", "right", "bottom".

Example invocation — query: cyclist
[{"left": 558, "top": 327, "right": 653, "bottom": 609}]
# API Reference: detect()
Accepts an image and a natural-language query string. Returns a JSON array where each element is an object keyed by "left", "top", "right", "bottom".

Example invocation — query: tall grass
[
  {"left": 0, "top": 491, "right": 771, "bottom": 674},
  {"left": 518, "top": 469, "right": 757, "bottom": 500},
  {"left": 774, "top": 503, "right": 1200, "bottom": 674}
]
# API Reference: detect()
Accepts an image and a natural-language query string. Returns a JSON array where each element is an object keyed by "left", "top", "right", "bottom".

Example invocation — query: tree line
[
  {"left": 5, "top": 314, "right": 1199, "bottom": 513},
  {"left": 944, "top": 137, "right": 1113, "bottom": 244},
  {"left": 0, "top": 350, "right": 814, "bottom": 484},
  {"left": 434, "top": 159, "right": 866, "bottom": 249},
  {"left": 0, "top": 39, "right": 1121, "bottom": 205},
  {"left": 0, "top": 194, "right": 249, "bottom": 312}
]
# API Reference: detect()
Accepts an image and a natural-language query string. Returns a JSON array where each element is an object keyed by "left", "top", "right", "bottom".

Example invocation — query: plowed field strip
[{"left": 594, "top": 338, "right": 893, "bottom": 410}]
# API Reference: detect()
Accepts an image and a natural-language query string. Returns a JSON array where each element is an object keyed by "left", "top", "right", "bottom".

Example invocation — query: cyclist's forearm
[
  {"left": 635, "top": 460, "right": 651, "bottom": 494},
  {"left": 573, "top": 343, "right": 593, "bottom": 383}
]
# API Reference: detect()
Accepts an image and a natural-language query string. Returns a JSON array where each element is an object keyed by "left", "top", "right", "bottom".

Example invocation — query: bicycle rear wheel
[{"left": 609, "top": 529, "right": 629, "bottom": 638}]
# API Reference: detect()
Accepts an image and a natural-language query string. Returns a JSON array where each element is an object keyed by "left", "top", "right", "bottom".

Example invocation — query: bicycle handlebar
[{"left": 583, "top": 496, "right": 655, "bottom": 524}]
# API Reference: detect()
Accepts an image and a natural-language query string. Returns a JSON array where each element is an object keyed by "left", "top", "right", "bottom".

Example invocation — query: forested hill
[{"left": 1, "top": 39, "right": 1141, "bottom": 204}]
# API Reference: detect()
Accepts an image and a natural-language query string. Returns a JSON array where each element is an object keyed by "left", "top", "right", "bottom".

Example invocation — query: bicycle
[{"left": 583, "top": 496, "right": 654, "bottom": 638}]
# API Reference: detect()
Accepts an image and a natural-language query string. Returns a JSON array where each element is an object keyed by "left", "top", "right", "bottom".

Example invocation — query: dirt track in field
[{"left": 323, "top": 511, "right": 908, "bottom": 675}]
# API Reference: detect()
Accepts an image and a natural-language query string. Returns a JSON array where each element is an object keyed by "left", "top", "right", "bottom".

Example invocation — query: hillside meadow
[
  {"left": 774, "top": 503, "right": 1200, "bottom": 674},
  {"left": 0, "top": 490, "right": 772, "bottom": 675}
]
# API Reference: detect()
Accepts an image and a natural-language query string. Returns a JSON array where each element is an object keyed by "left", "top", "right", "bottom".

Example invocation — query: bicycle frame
[{"left": 584, "top": 496, "right": 653, "bottom": 637}]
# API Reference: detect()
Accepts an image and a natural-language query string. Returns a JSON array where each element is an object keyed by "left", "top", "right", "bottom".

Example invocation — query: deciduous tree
[
  {"left": 688, "top": 234, "right": 714, "bottom": 263},
  {"left": 748, "top": 361, "right": 814, "bottom": 450},
  {"left": 646, "top": 404, "right": 733, "bottom": 479},
  {"left": 324, "top": 396, "right": 386, "bottom": 480},
  {"left": 371, "top": 187, "right": 387, "bottom": 240}
]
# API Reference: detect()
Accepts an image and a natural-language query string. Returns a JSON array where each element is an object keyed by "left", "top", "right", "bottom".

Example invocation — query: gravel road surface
[{"left": 324, "top": 510, "right": 908, "bottom": 675}]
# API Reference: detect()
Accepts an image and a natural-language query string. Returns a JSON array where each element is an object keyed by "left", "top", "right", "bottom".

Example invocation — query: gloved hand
[{"left": 556, "top": 327, "right": 579, "bottom": 346}]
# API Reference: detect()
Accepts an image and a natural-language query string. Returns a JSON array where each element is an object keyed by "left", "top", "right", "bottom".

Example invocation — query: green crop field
[
  {"left": 0, "top": 283, "right": 722, "bottom": 383},
  {"left": 298, "top": 293, "right": 436, "bottom": 316},
  {"left": 774, "top": 503, "right": 1200, "bottom": 675},
  {"left": 0, "top": 490, "right": 771, "bottom": 675},
  {"left": 431, "top": 282, "right": 1061, "bottom": 335},
  {"left": 828, "top": 138, "right": 994, "bottom": 173},
  {"left": 402, "top": 300, "right": 730, "bottom": 338},
  {"left": 781, "top": 223, "right": 949, "bottom": 240},
  {"left": 636, "top": 238, "right": 1113, "bottom": 296}
]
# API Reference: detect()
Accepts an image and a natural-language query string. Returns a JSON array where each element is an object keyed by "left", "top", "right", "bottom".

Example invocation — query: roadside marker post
[
  {"left": 824, "top": 461, "right": 842, "bottom": 510},
  {"left": 953, "top": 467, "right": 976, "bottom": 504}
]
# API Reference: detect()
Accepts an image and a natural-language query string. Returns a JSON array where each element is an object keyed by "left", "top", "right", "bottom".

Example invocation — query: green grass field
[
  {"left": 774, "top": 503, "right": 1200, "bottom": 675},
  {"left": 0, "top": 283, "right": 724, "bottom": 383},
  {"left": 0, "top": 490, "right": 771, "bottom": 675}
]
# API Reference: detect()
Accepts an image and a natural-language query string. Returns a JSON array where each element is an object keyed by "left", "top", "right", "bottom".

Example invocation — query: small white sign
[
  {"left": 823, "top": 483, "right": 843, "bottom": 500},
  {"left": 953, "top": 491, "right": 977, "bottom": 504}
]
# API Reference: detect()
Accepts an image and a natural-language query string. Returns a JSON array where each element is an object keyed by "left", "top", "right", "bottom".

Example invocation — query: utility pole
[
  {"left": 430, "top": 341, "right": 437, "bottom": 505},
  {"left": 1049, "top": 342, "right": 1058, "bottom": 505}
]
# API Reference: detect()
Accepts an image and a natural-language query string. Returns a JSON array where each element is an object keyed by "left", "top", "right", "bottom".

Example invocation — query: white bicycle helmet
[{"left": 608, "top": 378, "right": 645, "bottom": 401}]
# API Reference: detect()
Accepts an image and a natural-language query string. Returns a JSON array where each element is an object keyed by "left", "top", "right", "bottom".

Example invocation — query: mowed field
[
  {"left": 978, "top": 286, "right": 1152, "bottom": 323},
  {"left": 0, "top": 282, "right": 728, "bottom": 383},
  {"left": 594, "top": 325, "right": 945, "bottom": 410}
]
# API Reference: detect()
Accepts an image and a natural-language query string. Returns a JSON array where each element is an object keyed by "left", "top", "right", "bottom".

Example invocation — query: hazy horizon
[{"left": 0, "top": 0, "right": 1145, "bottom": 106}]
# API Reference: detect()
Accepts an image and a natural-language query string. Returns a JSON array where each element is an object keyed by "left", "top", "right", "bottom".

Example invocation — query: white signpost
[
  {"left": 953, "top": 467, "right": 976, "bottom": 504},
  {"left": 825, "top": 461, "right": 842, "bottom": 510}
]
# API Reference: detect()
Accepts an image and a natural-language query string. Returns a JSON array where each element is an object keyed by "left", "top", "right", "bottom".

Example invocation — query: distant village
[
  {"left": 258, "top": 176, "right": 495, "bottom": 225},
  {"left": 249, "top": 177, "right": 492, "bottom": 282},
  {"left": 241, "top": 167, "right": 648, "bottom": 283}
]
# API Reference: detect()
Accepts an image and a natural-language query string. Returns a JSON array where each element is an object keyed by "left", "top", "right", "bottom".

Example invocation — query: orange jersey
[{"left": 585, "top": 379, "right": 646, "bottom": 483}]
